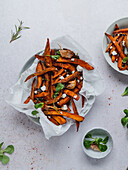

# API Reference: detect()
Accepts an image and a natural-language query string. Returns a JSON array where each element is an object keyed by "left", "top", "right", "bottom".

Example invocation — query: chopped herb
[
  {"left": 34, "top": 102, "right": 44, "bottom": 109},
  {"left": 0, "top": 142, "right": 14, "bottom": 164},
  {"left": 84, "top": 134, "right": 109, "bottom": 152},
  {"left": 10, "top": 19, "right": 30, "bottom": 43},
  {"left": 122, "top": 87, "right": 128, "bottom": 96}
]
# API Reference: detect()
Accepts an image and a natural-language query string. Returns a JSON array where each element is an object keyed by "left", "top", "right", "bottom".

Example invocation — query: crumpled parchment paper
[{"left": 6, "top": 35, "right": 105, "bottom": 139}]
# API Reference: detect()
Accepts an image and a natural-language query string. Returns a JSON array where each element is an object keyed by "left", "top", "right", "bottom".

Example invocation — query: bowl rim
[
  {"left": 102, "top": 17, "right": 128, "bottom": 75},
  {"left": 82, "top": 127, "right": 113, "bottom": 159}
]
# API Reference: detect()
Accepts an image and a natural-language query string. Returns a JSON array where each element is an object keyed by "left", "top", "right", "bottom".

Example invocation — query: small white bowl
[
  {"left": 82, "top": 127, "right": 113, "bottom": 159},
  {"left": 102, "top": 17, "right": 128, "bottom": 75}
]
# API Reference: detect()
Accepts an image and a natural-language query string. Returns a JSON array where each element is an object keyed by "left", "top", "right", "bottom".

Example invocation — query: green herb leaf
[
  {"left": 1, "top": 155, "right": 9, "bottom": 164},
  {"left": 23, "top": 27, "right": 30, "bottom": 29},
  {"left": 51, "top": 55, "right": 60, "bottom": 60},
  {"left": 34, "top": 102, "right": 44, "bottom": 109},
  {"left": 102, "top": 136, "right": 109, "bottom": 144},
  {"left": 3, "top": 145, "right": 14, "bottom": 154},
  {"left": 56, "top": 51, "right": 60, "bottom": 55},
  {"left": 55, "top": 83, "right": 64, "bottom": 92},
  {"left": 99, "top": 144, "right": 107, "bottom": 152},
  {"left": 123, "top": 57, "right": 128, "bottom": 63},
  {"left": 85, "top": 133, "right": 92, "bottom": 138},
  {"left": 122, "top": 87, "right": 128, "bottom": 96},
  {"left": 32, "top": 110, "right": 39, "bottom": 116},
  {"left": 121, "top": 116, "right": 128, "bottom": 126},
  {"left": 0, "top": 142, "right": 4, "bottom": 149},
  {"left": 84, "top": 140, "right": 92, "bottom": 149},
  {"left": 97, "top": 138, "right": 103, "bottom": 144},
  {"left": 124, "top": 109, "right": 128, "bottom": 116}
]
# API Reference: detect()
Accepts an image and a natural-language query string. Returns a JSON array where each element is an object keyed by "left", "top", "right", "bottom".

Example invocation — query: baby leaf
[
  {"left": 1, "top": 155, "right": 9, "bottom": 164},
  {"left": 85, "top": 133, "right": 92, "bottom": 138},
  {"left": 121, "top": 116, "right": 128, "bottom": 126},
  {"left": 32, "top": 110, "right": 39, "bottom": 116},
  {"left": 124, "top": 109, "right": 128, "bottom": 116},
  {"left": 102, "top": 136, "right": 109, "bottom": 144},
  {"left": 55, "top": 83, "right": 64, "bottom": 92},
  {"left": 123, "top": 57, "right": 128, "bottom": 63},
  {"left": 99, "top": 144, "right": 107, "bottom": 152},
  {"left": 122, "top": 87, "right": 128, "bottom": 96},
  {"left": 3, "top": 145, "right": 14, "bottom": 154},
  {"left": 84, "top": 140, "right": 92, "bottom": 149},
  {"left": 97, "top": 138, "right": 103, "bottom": 144},
  {"left": 34, "top": 102, "right": 44, "bottom": 109},
  {"left": 56, "top": 51, "right": 60, "bottom": 55}
]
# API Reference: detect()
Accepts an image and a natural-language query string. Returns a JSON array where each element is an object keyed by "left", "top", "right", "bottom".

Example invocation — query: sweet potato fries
[
  {"left": 105, "top": 24, "right": 128, "bottom": 70},
  {"left": 24, "top": 38, "right": 94, "bottom": 131}
]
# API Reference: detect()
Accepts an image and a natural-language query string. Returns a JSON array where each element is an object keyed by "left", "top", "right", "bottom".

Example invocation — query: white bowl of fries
[{"left": 103, "top": 17, "right": 128, "bottom": 75}]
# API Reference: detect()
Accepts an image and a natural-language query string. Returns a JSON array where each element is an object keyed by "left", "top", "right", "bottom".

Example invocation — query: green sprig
[
  {"left": 10, "top": 19, "right": 30, "bottom": 43},
  {"left": 122, "top": 87, "right": 128, "bottom": 96},
  {"left": 0, "top": 142, "right": 14, "bottom": 164}
]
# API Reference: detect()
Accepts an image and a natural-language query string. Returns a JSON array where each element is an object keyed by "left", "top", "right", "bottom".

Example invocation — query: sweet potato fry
[
  {"left": 64, "top": 89, "right": 79, "bottom": 101},
  {"left": 52, "top": 116, "right": 67, "bottom": 125},
  {"left": 66, "top": 79, "right": 76, "bottom": 89},
  {"left": 24, "top": 96, "right": 30, "bottom": 104},
  {"left": 71, "top": 98, "right": 79, "bottom": 132},
  {"left": 44, "top": 38, "right": 52, "bottom": 67},
  {"left": 41, "top": 62, "right": 49, "bottom": 92},
  {"left": 36, "top": 61, "right": 43, "bottom": 89},
  {"left": 52, "top": 71, "right": 80, "bottom": 85},
  {"left": 82, "top": 95, "right": 85, "bottom": 108},
  {"left": 57, "top": 57, "right": 94, "bottom": 70},
  {"left": 47, "top": 116, "right": 59, "bottom": 126},
  {"left": 114, "top": 24, "right": 119, "bottom": 31},
  {"left": 53, "top": 63, "right": 76, "bottom": 72},
  {"left": 54, "top": 72, "right": 67, "bottom": 84},
  {"left": 60, "top": 49, "right": 75, "bottom": 58},
  {"left": 44, "top": 110, "right": 84, "bottom": 122},
  {"left": 113, "top": 28, "right": 128, "bottom": 34},
  {"left": 50, "top": 75, "right": 53, "bottom": 98},
  {"left": 34, "top": 92, "right": 49, "bottom": 98},
  {"left": 105, "top": 33, "right": 126, "bottom": 59},
  {"left": 50, "top": 49, "right": 55, "bottom": 55},
  {"left": 45, "top": 91, "right": 63, "bottom": 104},
  {"left": 35, "top": 55, "right": 45, "bottom": 61},
  {"left": 67, "top": 105, "right": 71, "bottom": 112},
  {"left": 105, "top": 35, "right": 119, "bottom": 52},
  {"left": 30, "top": 78, "right": 36, "bottom": 101},
  {"left": 53, "top": 69, "right": 64, "bottom": 79},
  {"left": 25, "top": 67, "right": 56, "bottom": 82}
]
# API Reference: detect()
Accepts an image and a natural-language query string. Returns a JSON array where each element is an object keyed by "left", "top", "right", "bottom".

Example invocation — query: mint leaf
[
  {"left": 121, "top": 117, "right": 128, "bottom": 126},
  {"left": 55, "top": 83, "right": 64, "bottom": 92},
  {"left": 34, "top": 102, "right": 44, "bottom": 109},
  {"left": 102, "top": 136, "right": 109, "bottom": 144},
  {"left": 1, "top": 155, "right": 9, "bottom": 164},
  {"left": 32, "top": 110, "right": 39, "bottom": 116},
  {"left": 3, "top": 145, "right": 14, "bottom": 154},
  {"left": 122, "top": 87, "right": 128, "bottom": 96},
  {"left": 84, "top": 140, "right": 92, "bottom": 149},
  {"left": 99, "top": 144, "right": 107, "bottom": 152},
  {"left": 85, "top": 133, "right": 92, "bottom": 138},
  {"left": 124, "top": 109, "right": 128, "bottom": 117},
  {"left": 123, "top": 57, "right": 128, "bottom": 63}
]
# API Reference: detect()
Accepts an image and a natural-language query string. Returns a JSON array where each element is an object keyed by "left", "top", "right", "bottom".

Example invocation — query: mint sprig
[{"left": 0, "top": 142, "right": 14, "bottom": 164}]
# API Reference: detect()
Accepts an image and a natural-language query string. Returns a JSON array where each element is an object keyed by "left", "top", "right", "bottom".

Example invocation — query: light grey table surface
[{"left": 0, "top": 0, "right": 128, "bottom": 170}]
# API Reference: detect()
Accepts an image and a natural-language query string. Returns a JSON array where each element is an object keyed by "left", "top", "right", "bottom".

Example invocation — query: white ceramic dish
[
  {"left": 102, "top": 17, "right": 128, "bottom": 75},
  {"left": 82, "top": 127, "right": 113, "bottom": 159}
]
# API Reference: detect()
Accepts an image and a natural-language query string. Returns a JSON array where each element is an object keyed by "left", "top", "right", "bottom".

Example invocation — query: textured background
[{"left": 0, "top": 0, "right": 128, "bottom": 169}]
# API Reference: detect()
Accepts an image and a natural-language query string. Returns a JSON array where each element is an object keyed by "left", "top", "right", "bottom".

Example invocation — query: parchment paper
[{"left": 6, "top": 35, "right": 105, "bottom": 139}]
